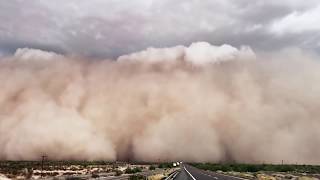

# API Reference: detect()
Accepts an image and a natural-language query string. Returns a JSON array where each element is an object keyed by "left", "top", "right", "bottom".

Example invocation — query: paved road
[{"left": 174, "top": 164, "right": 247, "bottom": 180}]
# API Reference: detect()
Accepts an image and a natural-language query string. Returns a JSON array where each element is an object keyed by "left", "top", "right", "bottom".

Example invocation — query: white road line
[
  {"left": 172, "top": 171, "right": 179, "bottom": 179},
  {"left": 165, "top": 171, "right": 179, "bottom": 180},
  {"left": 184, "top": 166, "right": 197, "bottom": 180}
]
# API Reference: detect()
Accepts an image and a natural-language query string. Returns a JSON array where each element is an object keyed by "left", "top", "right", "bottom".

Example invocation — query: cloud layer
[
  {"left": 1, "top": 42, "right": 320, "bottom": 164},
  {"left": 1, "top": 0, "right": 320, "bottom": 58},
  {"left": 118, "top": 42, "right": 255, "bottom": 65}
]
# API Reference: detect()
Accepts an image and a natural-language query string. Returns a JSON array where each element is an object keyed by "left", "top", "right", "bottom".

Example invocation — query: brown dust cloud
[{"left": 0, "top": 42, "right": 320, "bottom": 164}]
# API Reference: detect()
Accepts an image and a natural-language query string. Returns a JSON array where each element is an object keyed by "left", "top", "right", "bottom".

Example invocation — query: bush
[
  {"left": 91, "top": 173, "right": 99, "bottom": 178},
  {"left": 115, "top": 170, "right": 123, "bottom": 176},
  {"left": 158, "top": 163, "right": 173, "bottom": 169},
  {"left": 191, "top": 163, "right": 320, "bottom": 173},
  {"left": 125, "top": 167, "right": 142, "bottom": 174},
  {"left": 149, "top": 165, "right": 156, "bottom": 170},
  {"left": 129, "top": 175, "right": 145, "bottom": 180},
  {"left": 65, "top": 177, "right": 85, "bottom": 180}
]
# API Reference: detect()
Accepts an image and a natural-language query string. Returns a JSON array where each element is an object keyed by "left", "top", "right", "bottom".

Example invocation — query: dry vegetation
[
  {"left": 193, "top": 163, "right": 320, "bottom": 179},
  {"left": 0, "top": 161, "right": 173, "bottom": 179}
]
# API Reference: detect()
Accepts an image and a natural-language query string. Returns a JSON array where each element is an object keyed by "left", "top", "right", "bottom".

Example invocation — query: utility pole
[{"left": 41, "top": 155, "right": 47, "bottom": 178}]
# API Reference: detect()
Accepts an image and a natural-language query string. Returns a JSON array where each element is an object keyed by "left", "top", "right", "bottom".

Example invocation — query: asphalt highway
[{"left": 174, "top": 164, "right": 247, "bottom": 180}]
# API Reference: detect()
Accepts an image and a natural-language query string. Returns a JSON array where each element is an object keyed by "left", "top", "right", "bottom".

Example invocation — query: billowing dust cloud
[{"left": 1, "top": 42, "right": 320, "bottom": 164}]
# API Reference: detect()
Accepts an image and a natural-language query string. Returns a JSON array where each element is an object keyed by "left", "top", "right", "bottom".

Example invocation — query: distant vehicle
[{"left": 173, "top": 163, "right": 177, "bottom": 167}]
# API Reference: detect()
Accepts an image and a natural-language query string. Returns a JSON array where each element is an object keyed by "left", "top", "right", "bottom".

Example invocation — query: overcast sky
[{"left": 0, "top": 0, "right": 320, "bottom": 58}]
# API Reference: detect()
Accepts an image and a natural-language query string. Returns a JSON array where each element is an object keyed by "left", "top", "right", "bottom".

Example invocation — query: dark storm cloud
[
  {"left": 0, "top": 0, "right": 320, "bottom": 58},
  {"left": 0, "top": 39, "right": 66, "bottom": 57}
]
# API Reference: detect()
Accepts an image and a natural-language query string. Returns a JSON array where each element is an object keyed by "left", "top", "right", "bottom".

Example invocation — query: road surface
[{"left": 173, "top": 164, "right": 247, "bottom": 180}]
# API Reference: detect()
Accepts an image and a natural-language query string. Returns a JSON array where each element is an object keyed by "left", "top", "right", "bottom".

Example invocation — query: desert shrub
[
  {"left": 66, "top": 177, "right": 85, "bottom": 180},
  {"left": 91, "top": 173, "right": 99, "bottom": 178},
  {"left": 191, "top": 163, "right": 320, "bottom": 173},
  {"left": 115, "top": 170, "right": 123, "bottom": 176},
  {"left": 158, "top": 163, "right": 173, "bottom": 169},
  {"left": 129, "top": 174, "right": 145, "bottom": 180},
  {"left": 125, "top": 167, "right": 142, "bottom": 174}
]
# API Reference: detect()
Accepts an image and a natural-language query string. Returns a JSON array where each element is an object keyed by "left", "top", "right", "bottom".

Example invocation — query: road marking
[
  {"left": 184, "top": 166, "right": 197, "bottom": 180},
  {"left": 165, "top": 171, "right": 179, "bottom": 180},
  {"left": 172, "top": 171, "right": 179, "bottom": 179}
]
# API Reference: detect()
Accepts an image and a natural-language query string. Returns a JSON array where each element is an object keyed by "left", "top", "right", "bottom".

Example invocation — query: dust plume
[{"left": 0, "top": 42, "right": 320, "bottom": 164}]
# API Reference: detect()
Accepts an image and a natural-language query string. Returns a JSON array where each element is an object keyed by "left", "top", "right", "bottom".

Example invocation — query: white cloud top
[
  {"left": 14, "top": 48, "right": 63, "bottom": 61},
  {"left": 118, "top": 42, "right": 255, "bottom": 65}
]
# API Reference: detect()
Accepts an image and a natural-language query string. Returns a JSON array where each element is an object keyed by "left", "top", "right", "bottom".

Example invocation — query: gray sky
[{"left": 1, "top": 0, "right": 320, "bottom": 58}]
